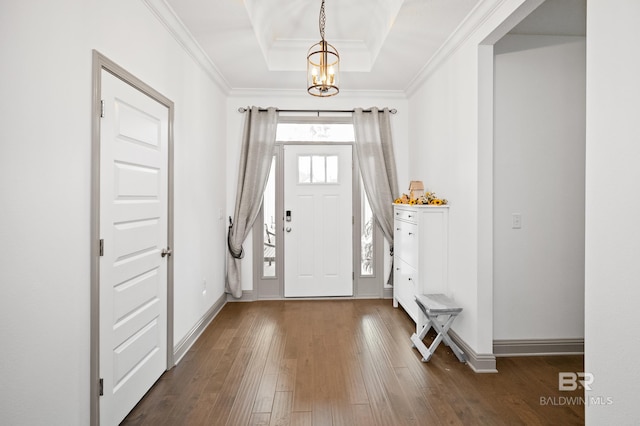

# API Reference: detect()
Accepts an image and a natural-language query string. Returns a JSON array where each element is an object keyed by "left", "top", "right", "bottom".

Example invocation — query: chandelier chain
[{"left": 319, "top": 0, "right": 326, "bottom": 40}]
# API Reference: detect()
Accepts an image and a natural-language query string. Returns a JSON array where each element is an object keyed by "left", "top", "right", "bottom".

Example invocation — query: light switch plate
[{"left": 512, "top": 213, "right": 522, "bottom": 229}]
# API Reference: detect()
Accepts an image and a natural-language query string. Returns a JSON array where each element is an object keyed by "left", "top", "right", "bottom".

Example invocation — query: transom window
[{"left": 276, "top": 122, "right": 354, "bottom": 142}]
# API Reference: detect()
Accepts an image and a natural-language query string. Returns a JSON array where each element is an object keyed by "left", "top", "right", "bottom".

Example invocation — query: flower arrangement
[{"left": 394, "top": 191, "right": 448, "bottom": 206}]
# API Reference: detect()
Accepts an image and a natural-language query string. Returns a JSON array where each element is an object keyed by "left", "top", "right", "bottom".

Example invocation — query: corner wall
[
  {"left": 406, "top": 0, "right": 544, "bottom": 359},
  {"left": 493, "top": 34, "right": 585, "bottom": 342},
  {"left": 585, "top": 0, "right": 640, "bottom": 423}
]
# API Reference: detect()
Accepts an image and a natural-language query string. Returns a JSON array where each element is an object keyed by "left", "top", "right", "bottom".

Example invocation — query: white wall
[
  {"left": 493, "top": 34, "right": 585, "bottom": 340},
  {"left": 226, "top": 91, "right": 409, "bottom": 294},
  {"left": 408, "top": 44, "right": 487, "bottom": 353},
  {"left": 406, "top": 0, "right": 543, "bottom": 355},
  {"left": 0, "top": 1, "right": 227, "bottom": 424},
  {"left": 585, "top": 0, "right": 640, "bottom": 423}
]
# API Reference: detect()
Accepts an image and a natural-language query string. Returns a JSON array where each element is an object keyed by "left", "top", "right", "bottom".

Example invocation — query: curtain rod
[{"left": 237, "top": 107, "right": 397, "bottom": 114}]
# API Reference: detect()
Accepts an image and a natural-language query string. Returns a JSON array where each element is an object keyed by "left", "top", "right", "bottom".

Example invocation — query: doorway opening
[{"left": 91, "top": 51, "right": 175, "bottom": 426}]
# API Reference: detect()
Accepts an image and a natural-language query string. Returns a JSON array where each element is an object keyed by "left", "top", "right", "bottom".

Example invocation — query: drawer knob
[
  {"left": 408, "top": 232, "right": 413, "bottom": 235},
  {"left": 408, "top": 215, "right": 413, "bottom": 218}
]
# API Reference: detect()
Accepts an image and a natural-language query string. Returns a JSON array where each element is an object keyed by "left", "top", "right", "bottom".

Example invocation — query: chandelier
[{"left": 307, "top": 0, "right": 340, "bottom": 97}]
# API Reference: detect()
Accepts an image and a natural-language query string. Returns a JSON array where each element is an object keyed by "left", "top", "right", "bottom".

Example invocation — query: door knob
[
  {"left": 286, "top": 227, "right": 292, "bottom": 232},
  {"left": 161, "top": 247, "right": 172, "bottom": 257}
]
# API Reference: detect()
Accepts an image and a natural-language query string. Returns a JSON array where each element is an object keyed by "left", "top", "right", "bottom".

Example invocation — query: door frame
[
  {"left": 90, "top": 50, "right": 175, "bottom": 425},
  {"left": 253, "top": 117, "right": 385, "bottom": 298}
]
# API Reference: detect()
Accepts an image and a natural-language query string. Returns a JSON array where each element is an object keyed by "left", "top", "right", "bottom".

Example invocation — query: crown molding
[
  {"left": 404, "top": 0, "right": 508, "bottom": 94},
  {"left": 142, "top": 0, "right": 231, "bottom": 94}
]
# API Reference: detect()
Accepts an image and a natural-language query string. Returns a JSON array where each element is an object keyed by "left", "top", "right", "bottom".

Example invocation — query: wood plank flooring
[{"left": 122, "top": 299, "right": 584, "bottom": 425}]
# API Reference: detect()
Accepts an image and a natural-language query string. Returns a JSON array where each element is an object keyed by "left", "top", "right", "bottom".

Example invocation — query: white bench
[{"left": 410, "top": 294, "right": 466, "bottom": 363}]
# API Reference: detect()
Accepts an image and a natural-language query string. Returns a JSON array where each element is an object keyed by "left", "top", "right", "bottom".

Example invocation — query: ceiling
[
  {"left": 165, "top": 0, "right": 481, "bottom": 93},
  {"left": 510, "top": 0, "right": 585, "bottom": 36}
]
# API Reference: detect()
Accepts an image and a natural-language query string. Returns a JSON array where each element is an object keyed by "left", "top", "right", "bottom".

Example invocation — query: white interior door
[
  {"left": 99, "top": 70, "right": 169, "bottom": 425},
  {"left": 284, "top": 145, "right": 353, "bottom": 297}
]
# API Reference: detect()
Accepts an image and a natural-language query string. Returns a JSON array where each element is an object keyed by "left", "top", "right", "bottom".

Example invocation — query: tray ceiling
[{"left": 165, "top": 0, "right": 481, "bottom": 92}]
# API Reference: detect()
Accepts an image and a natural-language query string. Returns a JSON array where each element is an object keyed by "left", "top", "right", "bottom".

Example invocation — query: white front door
[
  {"left": 99, "top": 70, "right": 169, "bottom": 425},
  {"left": 283, "top": 145, "right": 353, "bottom": 297}
]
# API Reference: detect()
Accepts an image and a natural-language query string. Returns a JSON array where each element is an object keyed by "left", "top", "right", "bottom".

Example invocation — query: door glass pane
[
  {"left": 312, "top": 155, "right": 325, "bottom": 183},
  {"left": 361, "top": 185, "right": 374, "bottom": 276},
  {"left": 263, "top": 156, "right": 276, "bottom": 277},
  {"left": 326, "top": 155, "right": 338, "bottom": 183},
  {"left": 298, "top": 156, "right": 311, "bottom": 183}
]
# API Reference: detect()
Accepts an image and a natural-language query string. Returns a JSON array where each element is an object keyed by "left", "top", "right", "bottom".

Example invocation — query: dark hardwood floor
[{"left": 122, "top": 299, "right": 584, "bottom": 425}]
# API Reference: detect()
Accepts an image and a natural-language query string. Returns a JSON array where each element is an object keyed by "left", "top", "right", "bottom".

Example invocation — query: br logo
[{"left": 559, "top": 372, "right": 594, "bottom": 391}]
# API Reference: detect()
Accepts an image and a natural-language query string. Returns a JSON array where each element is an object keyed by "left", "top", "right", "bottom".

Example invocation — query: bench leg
[
  {"left": 431, "top": 314, "right": 466, "bottom": 362},
  {"left": 410, "top": 316, "right": 438, "bottom": 361},
  {"left": 411, "top": 320, "right": 432, "bottom": 362},
  {"left": 410, "top": 332, "right": 434, "bottom": 362},
  {"left": 411, "top": 314, "right": 466, "bottom": 363},
  {"left": 417, "top": 319, "right": 433, "bottom": 341}
]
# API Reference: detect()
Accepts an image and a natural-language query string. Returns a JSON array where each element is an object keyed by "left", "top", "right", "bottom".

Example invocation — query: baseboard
[
  {"left": 173, "top": 293, "right": 226, "bottom": 364},
  {"left": 234, "top": 291, "right": 390, "bottom": 301},
  {"left": 493, "top": 338, "right": 584, "bottom": 357},
  {"left": 227, "top": 290, "right": 256, "bottom": 302},
  {"left": 448, "top": 329, "right": 498, "bottom": 373},
  {"left": 382, "top": 287, "right": 393, "bottom": 299}
]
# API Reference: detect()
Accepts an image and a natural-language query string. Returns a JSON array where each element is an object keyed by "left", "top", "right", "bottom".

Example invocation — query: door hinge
[
  {"left": 352, "top": 271, "right": 355, "bottom": 280},
  {"left": 99, "top": 239, "right": 104, "bottom": 257},
  {"left": 99, "top": 378, "right": 104, "bottom": 396},
  {"left": 100, "top": 100, "right": 105, "bottom": 118}
]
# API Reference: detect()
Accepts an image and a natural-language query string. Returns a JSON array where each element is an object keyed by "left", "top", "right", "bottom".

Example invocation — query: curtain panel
[
  {"left": 226, "top": 106, "right": 278, "bottom": 298},
  {"left": 352, "top": 107, "right": 400, "bottom": 284}
]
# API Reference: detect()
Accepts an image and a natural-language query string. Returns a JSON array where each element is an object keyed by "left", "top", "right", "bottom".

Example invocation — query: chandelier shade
[{"left": 307, "top": 0, "right": 339, "bottom": 97}]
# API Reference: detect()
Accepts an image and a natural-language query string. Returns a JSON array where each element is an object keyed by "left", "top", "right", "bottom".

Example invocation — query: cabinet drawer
[
  {"left": 395, "top": 220, "right": 418, "bottom": 266},
  {"left": 394, "top": 207, "right": 417, "bottom": 224}
]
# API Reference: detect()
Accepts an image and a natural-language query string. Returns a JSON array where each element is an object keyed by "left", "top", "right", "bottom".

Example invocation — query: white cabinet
[{"left": 393, "top": 204, "right": 449, "bottom": 329}]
